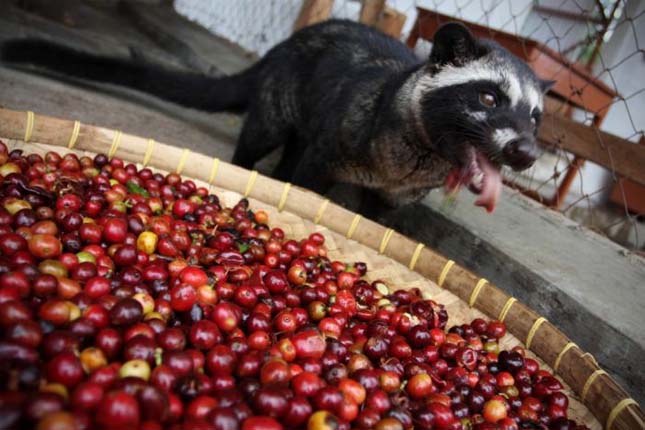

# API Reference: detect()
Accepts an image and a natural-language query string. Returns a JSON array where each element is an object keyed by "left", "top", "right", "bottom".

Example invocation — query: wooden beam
[
  {"left": 539, "top": 113, "right": 645, "bottom": 186},
  {"left": 294, "top": 0, "right": 334, "bottom": 31},
  {"left": 359, "top": 0, "right": 385, "bottom": 26},
  {"left": 608, "top": 136, "right": 645, "bottom": 213},
  {"left": 376, "top": 6, "right": 406, "bottom": 39},
  {"left": 609, "top": 177, "right": 645, "bottom": 214}
]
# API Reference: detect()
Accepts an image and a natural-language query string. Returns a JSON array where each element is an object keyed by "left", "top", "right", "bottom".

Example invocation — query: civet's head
[{"left": 414, "top": 23, "right": 554, "bottom": 212}]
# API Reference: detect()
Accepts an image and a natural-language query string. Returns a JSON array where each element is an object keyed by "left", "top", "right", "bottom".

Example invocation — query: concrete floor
[{"left": 1, "top": 1, "right": 643, "bottom": 404}]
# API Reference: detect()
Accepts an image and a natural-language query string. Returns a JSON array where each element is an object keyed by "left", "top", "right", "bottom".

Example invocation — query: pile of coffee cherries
[{"left": 0, "top": 141, "right": 588, "bottom": 430}]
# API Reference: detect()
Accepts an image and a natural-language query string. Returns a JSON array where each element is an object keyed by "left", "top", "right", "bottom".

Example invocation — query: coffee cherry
[
  {"left": 46, "top": 352, "right": 84, "bottom": 388},
  {"left": 483, "top": 397, "right": 508, "bottom": 423},
  {"left": 36, "top": 411, "right": 78, "bottom": 430},
  {"left": 102, "top": 218, "right": 128, "bottom": 243},
  {"left": 292, "top": 330, "right": 326, "bottom": 359},
  {"left": 0, "top": 146, "right": 583, "bottom": 430},
  {"left": 307, "top": 410, "right": 340, "bottom": 430},
  {"left": 406, "top": 373, "right": 433, "bottom": 399},
  {"left": 119, "top": 359, "right": 151, "bottom": 381},
  {"left": 242, "top": 416, "right": 283, "bottom": 430},
  {"left": 96, "top": 391, "right": 140, "bottom": 430},
  {"left": 486, "top": 320, "right": 507, "bottom": 339},
  {"left": 28, "top": 234, "right": 62, "bottom": 259},
  {"left": 338, "top": 378, "right": 366, "bottom": 405}
]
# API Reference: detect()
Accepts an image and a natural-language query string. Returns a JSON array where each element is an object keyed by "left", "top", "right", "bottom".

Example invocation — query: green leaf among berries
[{"left": 127, "top": 181, "right": 150, "bottom": 198}]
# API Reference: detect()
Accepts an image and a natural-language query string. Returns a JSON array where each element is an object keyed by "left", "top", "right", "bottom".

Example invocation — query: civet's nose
[{"left": 503, "top": 138, "right": 539, "bottom": 171}]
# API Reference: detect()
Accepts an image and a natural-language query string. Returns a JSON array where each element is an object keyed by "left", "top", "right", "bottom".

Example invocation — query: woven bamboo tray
[{"left": 0, "top": 107, "right": 642, "bottom": 430}]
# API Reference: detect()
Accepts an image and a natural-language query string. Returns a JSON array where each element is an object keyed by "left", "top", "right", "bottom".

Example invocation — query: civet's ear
[
  {"left": 540, "top": 79, "right": 556, "bottom": 93},
  {"left": 430, "top": 22, "right": 482, "bottom": 66}
]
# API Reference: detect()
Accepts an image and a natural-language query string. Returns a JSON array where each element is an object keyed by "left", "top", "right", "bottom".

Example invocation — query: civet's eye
[
  {"left": 530, "top": 117, "right": 537, "bottom": 126},
  {"left": 479, "top": 91, "right": 497, "bottom": 108}
]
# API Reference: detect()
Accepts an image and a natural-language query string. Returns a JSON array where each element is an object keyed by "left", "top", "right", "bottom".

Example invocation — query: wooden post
[
  {"left": 608, "top": 136, "right": 645, "bottom": 214},
  {"left": 359, "top": 0, "right": 386, "bottom": 26},
  {"left": 294, "top": 0, "right": 335, "bottom": 31},
  {"left": 376, "top": 6, "right": 407, "bottom": 39}
]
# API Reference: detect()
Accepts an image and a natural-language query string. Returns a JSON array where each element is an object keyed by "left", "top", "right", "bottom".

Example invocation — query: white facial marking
[
  {"left": 421, "top": 58, "right": 503, "bottom": 90},
  {"left": 406, "top": 69, "right": 435, "bottom": 146},
  {"left": 525, "top": 86, "right": 542, "bottom": 112},
  {"left": 468, "top": 111, "right": 487, "bottom": 121},
  {"left": 492, "top": 128, "right": 519, "bottom": 148},
  {"left": 505, "top": 75, "right": 523, "bottom": 107},
  {"left": 415, "top": 58, "right": 535, "bottom": 110},
  {"left": 410, "top": 72, "right": 434, "bottom": 109}
]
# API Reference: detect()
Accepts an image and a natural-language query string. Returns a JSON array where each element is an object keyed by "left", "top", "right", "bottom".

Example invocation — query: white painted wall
[
  {"left": 521, "top": 0, "right": 596, "bottom": 57},
  {"left": 174, "top": 0, "right": 363, "bottom": 56},
  {"left": 598, "top": 0, "right": 645, "bottom": 145},
  {"left": 174, "top": 0, "right": 300, "bottom": 56},
  {"left": 174, "top": 0, "right": 534, "bottom": 55}
]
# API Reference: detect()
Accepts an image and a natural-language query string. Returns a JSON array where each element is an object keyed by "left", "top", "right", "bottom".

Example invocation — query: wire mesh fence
[{"left": 174, "top": 0, "right": 645, "bottom": 251}]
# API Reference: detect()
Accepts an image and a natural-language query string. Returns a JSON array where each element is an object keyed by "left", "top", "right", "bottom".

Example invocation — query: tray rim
[{"left": 0, "top": 107, "right": 642, "bottom": 430}]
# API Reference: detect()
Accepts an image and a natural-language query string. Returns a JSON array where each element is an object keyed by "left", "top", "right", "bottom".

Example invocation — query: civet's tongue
[
  {"left": 474, "top": 152, "right": 502, "bottom": 213},
  {"left": 443, "top": 152, "right": 502, "bottom": 213}
]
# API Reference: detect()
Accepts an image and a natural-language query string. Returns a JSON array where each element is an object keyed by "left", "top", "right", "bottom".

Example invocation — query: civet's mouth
[{"left": 444, "top": 146, "right": 502, "bottom": 213}]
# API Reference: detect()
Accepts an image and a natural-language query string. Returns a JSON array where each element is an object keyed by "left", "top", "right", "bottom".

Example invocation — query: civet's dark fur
[{"left": 1, "top": 20, "right": 551, "bottom": 218}]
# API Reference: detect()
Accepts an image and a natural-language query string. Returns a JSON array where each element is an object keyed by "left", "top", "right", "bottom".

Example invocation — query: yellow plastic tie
[
  {"left": 176, "top": 148, "right": 190, "bottom": 174},
  {"left": 606, "top": 398, "right": 639, "bottom": 430},
  {"left": 408, "top": 243, "right": 425, "bottom": 270},
  {"left": 583, "top": 352, "right": 599, "bottom": 366},
  {"left": 67, "top": 121, "right": 81, "bottom": 149},
  {"left": 108, "top": 131, "right": 122, "bottom": 159},
  {"left": 208, "top": 158, "right": 220, "bottom": 187},
  {"left": 379, "top": 228, "right": 395, "bottom": 254},
  {"left": 244, "top": 170, "right": 258, "bottom": 197},
  {"left": 24, "top": 111, "right": 34, "bottom": 142},
  {"left": 278, "top": 183, "right": 291, "bottom": 212},
  {"left": 437, "top": 260, "right": 455, "bottom": 288},
  {"left": 498, "top": 297, "right": 517, "bottom": 322},
  {"left": 581, "top": 369, "right": 607, "bottom": 402},
  {"left": 553, "top": 342, "right": 578, "bottom": 373},
  {"left": 346, "top": 214, "right": 362, "bottom": 239},
  {"left": 469, "top": 278, "right": 488, "bottom": 307},
  {"left": 313, "top": 199, "right": 329, "bottom": 224},
  {"left": 525, "top": 317, "right": 547, "bottom": 350},
  {"left": 142, "top": 139, "right": 156, "bottom": 167}
]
